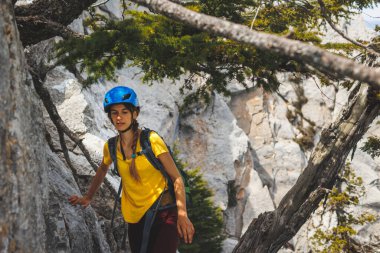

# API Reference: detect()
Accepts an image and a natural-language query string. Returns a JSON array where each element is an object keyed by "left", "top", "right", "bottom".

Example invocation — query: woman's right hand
[{"left": 68, "top": 195, "right": 91, "bottom": 208}]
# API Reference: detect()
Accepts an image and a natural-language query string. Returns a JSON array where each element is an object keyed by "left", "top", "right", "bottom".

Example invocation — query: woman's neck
[{"left": 119, "top": 130, "right": 135, "bottom": 147}]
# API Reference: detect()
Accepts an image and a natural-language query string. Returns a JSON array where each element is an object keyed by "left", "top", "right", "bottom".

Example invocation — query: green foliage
[
  {"left": 56, "top": 0, "right": 378, "bottom": 104},
  {"left": 361, "top": 136, "right": 380, "bottom": 159},
  {"left": 310, "top": 163, "right": 377, "bottom": 253},
  {"left": 172, "top": 149, "right": 225, "bottom": 253},
  {"left": 320, "top": 43, "right": 361, "bottom": 54},
  {"left": 199, "top": 0, "right": 257, "bottom": 24},
  {"left": 56, "top": 9, "right": 292, "bottom": 95}
]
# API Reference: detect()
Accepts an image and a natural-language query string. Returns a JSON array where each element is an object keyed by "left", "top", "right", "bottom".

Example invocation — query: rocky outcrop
[
  {"left": 2, "top": 2, "right": 112, "bottom": 252},
  {"left": 2, "top": 1, "right": 378, "bottom": 252},
  {"left": 0, "top": 1, "right": 48, "bottom": 251},
  {"left": 179, "top": 93, "right": 252, "bottom": 238},
  {"left": 35, "top": 4, "right": 380, "bottom": 253},
  {"left": 39, "top": 54, "right": 380, "bottom": 252},
  {"left": 45, "top": 148, "right": 111, "bottom": 253},
  {"left": 228, "top": 74, "right": 380, "bottom": 252}
]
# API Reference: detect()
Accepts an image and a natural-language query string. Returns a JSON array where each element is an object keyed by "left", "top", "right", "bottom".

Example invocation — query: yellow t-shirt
[{"left": 103, "top": 131, "right": 169, "bottom": 223}]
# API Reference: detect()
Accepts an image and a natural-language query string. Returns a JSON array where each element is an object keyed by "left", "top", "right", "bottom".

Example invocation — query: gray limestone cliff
[{"left": 1, "top": 0, "right": 379, "bottom": 252}]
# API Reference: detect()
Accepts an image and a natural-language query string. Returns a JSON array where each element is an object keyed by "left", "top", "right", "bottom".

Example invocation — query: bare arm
[
  {"left": 158, "top": 152, "right": 195, "bottom": 243},
  {"left": 68, "top": 160, "right": 110, "bottom": 207}
]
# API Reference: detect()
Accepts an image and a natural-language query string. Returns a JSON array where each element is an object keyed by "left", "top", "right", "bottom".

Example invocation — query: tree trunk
[
  {"left": 232, "top": 84, "right": 379, "bottom": 252},
  {"left": 0, "top": 1, "right": 48, "bottom": 251}
]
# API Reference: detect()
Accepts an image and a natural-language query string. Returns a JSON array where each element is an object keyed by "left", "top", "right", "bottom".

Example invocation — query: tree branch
[
  {"left": 14, "top": 0, "right": 96, "bottom": 45},
  {"left": 129, "top": 0, "right": 380, "bottom": 90},
  {"left": 363, "top": 12, "right": 380, "bottom": 19},
  {"left": 317, "top": 0, "right": 380, "bottom": 57},
  {"left": 25, "top": 51, "right": 117, "bottom": 197},
  {"left": 91, "top": 0, "right": 111, "bottom": 8},
  {"left": 16, "top": 15, "right": 83, "bottom": 46},
  {"left": 271, "top": 187, "right": 328, "bottom": 252},
  {"left": 14, "top": 0, "right": 98, "bottom": 26}
]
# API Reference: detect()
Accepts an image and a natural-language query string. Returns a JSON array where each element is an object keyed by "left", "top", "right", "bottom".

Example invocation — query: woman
[{"left": 68, "top": 86, "right": 194, "bottom": 253}]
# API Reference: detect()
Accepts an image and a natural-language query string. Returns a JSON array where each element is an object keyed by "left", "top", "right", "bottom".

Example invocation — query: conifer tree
[
  {"left": 361, "top": 135, "right": 380, "bottom": 159},
  {"left": 55, "top": 0, "right": 379, "bottom": 105},
  {"left": 172, "top": 150, "right": 225, "bottom": 253}
]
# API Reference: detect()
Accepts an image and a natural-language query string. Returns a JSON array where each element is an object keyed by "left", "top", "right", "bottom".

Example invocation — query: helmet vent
[
  {"left": 122, "top": 94, "right": 131, "bottom": 100},
  {"left": 105, "top": 98, "right": 109, "bottom": 103}
]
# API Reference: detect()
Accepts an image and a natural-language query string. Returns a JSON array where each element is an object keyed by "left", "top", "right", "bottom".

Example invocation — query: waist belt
[{"left": 160, "top": 190, "right": 175, "bottom": 207}]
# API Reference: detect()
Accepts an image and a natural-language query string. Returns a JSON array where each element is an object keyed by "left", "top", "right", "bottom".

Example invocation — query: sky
[{"left": 362, "top": 4, "right": 380, "bottom": 30}]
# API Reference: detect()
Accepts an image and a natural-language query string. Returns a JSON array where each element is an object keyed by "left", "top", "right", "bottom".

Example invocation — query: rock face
[
  {"left": 2, "top": 1, "right": 379, "bottom": 253},
  {"left": 179, "top": 93, "right": 252, "bottom": 238},
  {"left": 0, "top": 2, "right": 47, "bottom": 251},
  {"left": 45, "top": 148, "right": 111, "bottom": 253},
  {"left": 38, "top": 57, "right": 380, "bottom": 253}
]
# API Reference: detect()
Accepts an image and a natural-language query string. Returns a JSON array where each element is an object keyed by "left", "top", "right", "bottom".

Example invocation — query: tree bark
[
  {"left": 129, "top": 0, "right": 380, "bottom": 90},
  {"left": 232, "top": 84, "right": 379, "bottom": 252},
  {"left": 0, "top": 0, "right": 48, "bottom": 251}
]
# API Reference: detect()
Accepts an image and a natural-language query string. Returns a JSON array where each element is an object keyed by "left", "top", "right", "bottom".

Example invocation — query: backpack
[{"left": 108, "top": 128, "right": 191, "bottom": 253}]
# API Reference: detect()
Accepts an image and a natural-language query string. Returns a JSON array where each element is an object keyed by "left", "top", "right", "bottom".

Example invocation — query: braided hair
[{"left": 129, "top": 119, "right": 141, "bottom": 182}]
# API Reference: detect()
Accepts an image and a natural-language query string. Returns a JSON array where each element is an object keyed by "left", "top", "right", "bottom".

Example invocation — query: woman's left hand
[{"left": 177, "top": 212, "right": 195, "bottom": 244}]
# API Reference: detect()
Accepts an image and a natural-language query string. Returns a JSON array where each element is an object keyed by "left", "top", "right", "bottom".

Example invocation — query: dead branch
[
  {"left": 25, "top": 56, "right": 117, "bottom": 197},
  {"left": 317, "top": 0, "right": 380, "bottom": 57}
]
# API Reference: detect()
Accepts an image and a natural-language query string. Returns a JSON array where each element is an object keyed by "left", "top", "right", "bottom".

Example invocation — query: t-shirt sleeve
[
  {"left": 103, "top": 142, "right": 113, "bottom": 166},
  {"left": 150, "top": 132, "right": 169, "bottom": 158}
]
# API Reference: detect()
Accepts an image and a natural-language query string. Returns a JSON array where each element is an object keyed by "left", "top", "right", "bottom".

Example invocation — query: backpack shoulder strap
[
  {"left": 107, "top": 136, "right": 119, "bottom": 176},
  {"left": 109, "top": 135, "right": 123, "bottom": 231},
  {"left": 140, "top": 129, "right": 174, "bottom": 183},
  {"left": 140, "top": 129, "right": 192, "bottom": 204}
]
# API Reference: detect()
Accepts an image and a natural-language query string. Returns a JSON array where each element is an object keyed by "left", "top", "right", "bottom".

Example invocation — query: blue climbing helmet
[{"left": 103, "top": 86, "right": 139, "bottom": 113}]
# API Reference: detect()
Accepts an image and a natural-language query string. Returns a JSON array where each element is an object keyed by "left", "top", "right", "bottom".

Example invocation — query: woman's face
[{"left": 109, "top": 104, "right": 137, "bottom": 131}]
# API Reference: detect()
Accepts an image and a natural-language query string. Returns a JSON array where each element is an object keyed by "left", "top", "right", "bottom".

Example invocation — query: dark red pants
[{"left": 128, "top": 207, "right": 179, "bottom": 253}]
